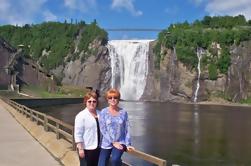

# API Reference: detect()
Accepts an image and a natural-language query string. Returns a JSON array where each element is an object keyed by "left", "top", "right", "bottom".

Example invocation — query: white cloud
[
  {"left": 111, "top": 0, "right": 143, "bottom": 16},
  {"left": 0, "top": 0, "right": 47, "bottom": 25},
  {"left": 43, "top": 10, "right": 57, "bottom": 22},
  {"left": 205, "top": 0, "right": 251, "bottom": 20},
  {"left": 64, "top": 0, "right": 96, "bottom": 13}
]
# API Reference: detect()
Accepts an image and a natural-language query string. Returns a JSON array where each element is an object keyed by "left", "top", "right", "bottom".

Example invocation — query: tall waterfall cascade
[
  {"left": 194, "top": 48, "right": 203, "bottom": 102},
  {"left": 107, "top": 40, "right": 153, "bottom": 100}
]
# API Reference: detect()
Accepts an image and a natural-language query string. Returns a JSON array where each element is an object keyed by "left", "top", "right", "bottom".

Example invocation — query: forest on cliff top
[
  {"left": 0, "top": 20, "right": 108, "bottom": 70},
  {"left": 154, "top": 15, "right": 251, "bottom": 80}
]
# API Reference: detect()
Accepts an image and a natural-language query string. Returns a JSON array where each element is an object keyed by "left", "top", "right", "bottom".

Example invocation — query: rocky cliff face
[
  {"left": 49, "top": 37, "right": 251, "bottom": 103},
  {"left": 140, "top": 41, "right": 160, "bottom": 101},
  {"left": 0, "top": 37, "right": 56, "bottom": 91},
  {"left": 51, "top": 40, "right": 111, "bottom": 94},
  {"left": 0, "top": 38, "right": 16, "bottom": 89},
  {"left": 142, "top": 41, "right": 251, "bottom": 102},
  {"left": 225, "top": 41, "right": 251, "bottom": 101},
  {"left": 142, "top": 41, "right": 196, "bottom": 102}
]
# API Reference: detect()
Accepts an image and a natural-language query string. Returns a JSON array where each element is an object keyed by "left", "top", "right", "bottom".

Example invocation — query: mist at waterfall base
[
  {"left": 35, "top": 102, "right": 251, "bottom": 166},
  {"left": 107, "top": 40, "right": 153, "bottom": 101}
]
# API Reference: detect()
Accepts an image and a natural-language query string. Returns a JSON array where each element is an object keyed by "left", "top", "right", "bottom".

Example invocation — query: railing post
[
  {"left": 56, "top": 123, "right": 60, "bottom": 139},
  {"left": 44, "top": 116, "right": 48, "bottom": 131},
  {"left": 21, "top": 105, "right": 24, "bottom": 115},
  {"left": 30, "top": 109, "right": 33, "bottom": 121},
  {"left": 23, "top": 106, "right": 29, "bottom": 118},
  {"left": 21, "top": 106, "right": 24, "bottom": 114},
  {"left": 160, "top": 160, "right": 166, "bottom": 166},
  {"left": 72, "top": 130, "right": 76, "bottom": 150},
  {"left": 17, "top": 105, "right": 20, "bottom": 113},
  {"left": 36, "top": 114, "right": 39, "bottom": 125}
]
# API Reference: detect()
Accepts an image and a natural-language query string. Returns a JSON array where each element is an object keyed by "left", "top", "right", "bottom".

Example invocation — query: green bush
[
  {"left": 217, "top": 47, "right": 231, "bottom": 74},
  {"left": 208, "top": 63, "right": 218, "bottom": 80}
]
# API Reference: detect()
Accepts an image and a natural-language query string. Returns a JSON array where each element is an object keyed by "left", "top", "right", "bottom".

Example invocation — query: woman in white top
[{"left": 74, "top": 91, "right": 100, "bottom": 166}]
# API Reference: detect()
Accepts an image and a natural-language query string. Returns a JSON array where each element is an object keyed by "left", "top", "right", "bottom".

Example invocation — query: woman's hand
[
  {"left": 127, "top": 146, "right": 135, "bottom": 152},
  {"left": 113, "top": 142, "right": 124, "bottom": 150},
  {"left": 78, "top": 149, "right": 85, "bottom": 158},
  {"left": 76, "top": 143, "right": 85, "bottom": 158}
]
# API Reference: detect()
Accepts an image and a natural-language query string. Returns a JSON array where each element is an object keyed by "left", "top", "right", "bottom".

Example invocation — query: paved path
[{"left": 0, "top": 103, "right": 61, "bottom": 166}]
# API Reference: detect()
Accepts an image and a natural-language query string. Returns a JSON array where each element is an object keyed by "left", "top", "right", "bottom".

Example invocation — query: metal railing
[{"left": 6, "top": 99, "right": 167, "bottom": 166}]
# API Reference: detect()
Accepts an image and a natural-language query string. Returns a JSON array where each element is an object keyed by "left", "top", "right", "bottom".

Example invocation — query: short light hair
[
  {"left": 83, "top": 91, "right": 98, "bottom": 104},
  {"left": 105, "top": 88, "right": 120, "bottom": 100}
]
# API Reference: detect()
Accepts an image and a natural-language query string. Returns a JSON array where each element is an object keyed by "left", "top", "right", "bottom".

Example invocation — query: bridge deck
[
  {"left": 0, "top": 100, "right": 61, "bottom": 166},
  {"left": 106, "top": 28, "right": 164, "bottom": 31}
]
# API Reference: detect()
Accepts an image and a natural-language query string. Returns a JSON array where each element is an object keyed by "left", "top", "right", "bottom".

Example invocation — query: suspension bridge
[{"left": 105, "top": 28, "right": 164, "bottom": 32}]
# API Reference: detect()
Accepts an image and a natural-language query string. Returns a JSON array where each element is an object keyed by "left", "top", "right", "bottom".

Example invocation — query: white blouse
[{"left": 74, "top": 108, "right": 99, "bottom": 150}]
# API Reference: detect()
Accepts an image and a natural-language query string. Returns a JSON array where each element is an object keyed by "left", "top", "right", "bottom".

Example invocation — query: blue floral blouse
[{"left": 99, "top": 107, "right": 132, "bottom": 149}]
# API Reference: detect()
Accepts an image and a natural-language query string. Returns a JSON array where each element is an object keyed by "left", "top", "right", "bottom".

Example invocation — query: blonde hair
[{"left": 105, "top": 88, "right": 120, "bottom": 100}]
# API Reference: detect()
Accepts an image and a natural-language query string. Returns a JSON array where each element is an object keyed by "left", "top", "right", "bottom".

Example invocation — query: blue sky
[{"left": 0, "top": 0, "right": 251, "bottom": 39}]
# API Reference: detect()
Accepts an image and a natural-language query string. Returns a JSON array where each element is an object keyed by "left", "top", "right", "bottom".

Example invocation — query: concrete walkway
[{"left": 0, "top": 103, "right": 62, "bottom": 166}]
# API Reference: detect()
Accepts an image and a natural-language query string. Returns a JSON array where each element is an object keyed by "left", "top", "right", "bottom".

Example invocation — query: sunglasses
[
  {"left": 87, "top": 100, "right": 97, "bottom": 104},
  {"left": 107, "top": 96, "right": 119, "bottom": 100}
]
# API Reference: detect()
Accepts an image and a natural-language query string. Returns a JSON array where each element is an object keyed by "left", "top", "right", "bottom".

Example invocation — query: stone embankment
[{"left": 0, "top": 99, "right": 79, "bottom": 166}]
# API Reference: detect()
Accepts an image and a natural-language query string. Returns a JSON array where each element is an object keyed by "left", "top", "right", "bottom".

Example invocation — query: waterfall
[
  {"left": 194, "top": 48, "right": 203, "bottom": 102},
  {"left": 107, "top": 40, "right": 153, "bottom": 100}
]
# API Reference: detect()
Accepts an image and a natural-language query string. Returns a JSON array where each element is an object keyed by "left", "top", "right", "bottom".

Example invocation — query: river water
[{"left": 35, "top": 101, "right": 251, "bottom": 166}]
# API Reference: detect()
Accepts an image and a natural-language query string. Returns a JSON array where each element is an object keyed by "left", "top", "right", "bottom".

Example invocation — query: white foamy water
[
  {"left": 107, "top": 40, "right": 153, "bottom": 100},
  {"left": 194, "top": 48, "right": 203, "bottom": 102}
]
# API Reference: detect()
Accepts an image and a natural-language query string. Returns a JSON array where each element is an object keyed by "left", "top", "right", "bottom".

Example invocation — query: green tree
[
  {"left": 208, "top": 63, "right": 218, "bottom": 80},
  {"left": 217, "top": 47, "right": 231, "bottom": 74},
  {"left": 154, "top": 15, "right": 251, "bottom": 73},
  {"left": 0, "top": 21, "right": 108, "bottom": 70}
]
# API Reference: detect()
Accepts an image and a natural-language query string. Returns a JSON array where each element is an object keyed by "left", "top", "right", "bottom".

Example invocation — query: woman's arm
[
  {"left": 74, "top": 113, "right": 85, "bottom": 158},
  {"left": 74, "top": 113, "right": 85, "bottom": 143}
]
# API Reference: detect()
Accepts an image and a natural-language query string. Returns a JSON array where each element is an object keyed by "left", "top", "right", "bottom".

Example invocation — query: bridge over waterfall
[{"left": 105, "top": 28, "right": 164, "bottom": 32}]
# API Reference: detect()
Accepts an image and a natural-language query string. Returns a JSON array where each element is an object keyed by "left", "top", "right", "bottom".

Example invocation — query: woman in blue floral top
[{"left": 98, "top": 88, "right": 134, "bottom": 166}]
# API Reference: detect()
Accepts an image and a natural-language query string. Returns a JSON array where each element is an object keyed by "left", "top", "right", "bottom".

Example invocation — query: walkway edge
[{"left": 0, "top": 99, "right": 79, "bottom": 166}]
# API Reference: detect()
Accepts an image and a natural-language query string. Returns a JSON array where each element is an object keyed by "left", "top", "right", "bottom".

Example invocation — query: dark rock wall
[
  {"left": 225, "top": 41, "right": 251, "bottom": 101},
  {"left": 15, "top": 58, "right": 56, "bottom": 91},
  {"left": 140, "top": 41, "right": 160, "bottom": 101},
  {"left": 142, "top": 40, "right": 251, "bottom": 102},
  {"left": 0, "top": 39, "right": 16, "bottom": 89},
  {"left": 142, "top": 42, "right": 194, "bottom": 102},
  {"left": 0, "top": 69, "right": 11, "bottom": 89},
  {"left": 0, "top": 37, "right": 56, "bottom": 91},
  {"left": 58, "top": 44, "right": 111, "bottom": 95}
]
